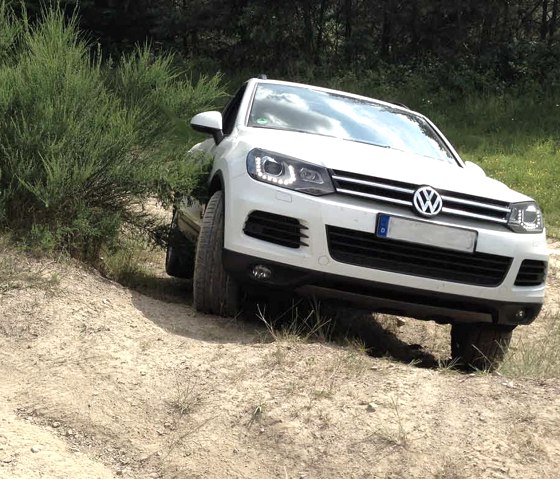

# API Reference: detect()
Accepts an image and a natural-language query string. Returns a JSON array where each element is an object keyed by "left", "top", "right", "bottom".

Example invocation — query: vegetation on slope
[{"left": 0, "top": 3, "right": 223, "bottom": 261}]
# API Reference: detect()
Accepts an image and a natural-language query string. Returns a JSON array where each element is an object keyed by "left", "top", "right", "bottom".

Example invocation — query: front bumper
[
  {"left": 224, "top": 250, "right": 542, "bottom": 325},
  {"left": 223, "top": 175, "right": 548, "bottom": 325}
]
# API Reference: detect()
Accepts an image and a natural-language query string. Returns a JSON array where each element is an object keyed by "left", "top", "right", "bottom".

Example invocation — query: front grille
[
  {"left": 515, "top": 260, "right": 548, "bottom": 286},
  {"left": 326, "top": 226, "right": 512, "bottom": 286},
  {"left": 330, "top": 169, "right": 511, "bottom": 224},
  {"left": 244, "top": 211, "right": 308, "bottom": 248}
]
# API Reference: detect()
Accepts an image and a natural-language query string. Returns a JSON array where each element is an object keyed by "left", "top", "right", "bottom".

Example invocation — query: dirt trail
[{"left": 0, "top": 244, "right": 559, "bottom": 478}]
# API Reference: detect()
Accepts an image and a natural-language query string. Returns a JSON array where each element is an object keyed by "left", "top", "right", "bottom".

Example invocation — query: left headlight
[
  {"left": 507, "top": 201, "right": 544, "bottom": 233},
  {"left": 246, "top": 148, "right": 335, "bottom": 196}
]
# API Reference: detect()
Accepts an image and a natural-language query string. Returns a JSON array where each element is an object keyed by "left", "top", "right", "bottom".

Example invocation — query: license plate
[{"left": 376, "top": 214, "right": 477, "bottom": 253}]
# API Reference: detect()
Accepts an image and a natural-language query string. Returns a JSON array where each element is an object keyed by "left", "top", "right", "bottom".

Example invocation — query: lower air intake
[
  {"left": 515, "top": 260, "right": 547, "bottom": 286},
  {"left": 244, "top": 211, "right": 308, "bottom": 249},
  {"left": 326, "top": 225, "right": 512, "bottom": 286}
]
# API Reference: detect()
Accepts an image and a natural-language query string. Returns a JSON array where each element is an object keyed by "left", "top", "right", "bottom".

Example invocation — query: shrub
[{"left": 0, "top": 3, "right": 224, "bottom": 261}]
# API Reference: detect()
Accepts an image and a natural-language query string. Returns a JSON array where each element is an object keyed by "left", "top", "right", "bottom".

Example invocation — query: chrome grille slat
[
  {"left": 441, "top": 207, "right": 509, "bottom": 224},
  {"left": 331, "top": 175, "right": 415, "bottom": 194},
  {"left": 441, "top": 194, "right": 511, "bottom": 213},
  {"left": 336, "top": 188, "right": 412, "bottom": 207},
  {"left": 330, "top": 169, "right": 511, "bottom": 225}
]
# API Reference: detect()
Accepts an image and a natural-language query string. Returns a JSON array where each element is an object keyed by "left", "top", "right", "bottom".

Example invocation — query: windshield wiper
[
  {"left": 252, "top": 125, "right": 396, "bottom": 151},
  {"left": 251, "top": 125, "right": 340, "bottom": 140},
  {"left": 343, "top": 137, "right": 391, "bottom": 149}
]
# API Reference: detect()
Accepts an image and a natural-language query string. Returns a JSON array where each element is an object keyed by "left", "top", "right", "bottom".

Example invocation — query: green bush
[{"left": 0, "top": 3, "right": 224, "bottom": 261}]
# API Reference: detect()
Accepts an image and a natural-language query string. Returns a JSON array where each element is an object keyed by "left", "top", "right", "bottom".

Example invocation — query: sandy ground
[{"left": 0, "top": 242, "right": 559, "bottom": 479}]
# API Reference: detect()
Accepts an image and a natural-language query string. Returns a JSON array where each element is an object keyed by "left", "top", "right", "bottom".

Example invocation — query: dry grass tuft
[
  {"left": 256, "top": 299, "right": 335, "bottom": 343},
  {"left": 499, "top": 311, "right": 560, "bottom": 379},
  {"left": 434, "top": 458, "right": 468, "bottom": 479},
  {"left": 0, "top": 236, "right": 60, "bottom": 293},
  {"left": 360, "top": 396, "right": 410, "bottom": 450},
  {"left": 168, "top": 375, "right": 206, "bottom": 418}
]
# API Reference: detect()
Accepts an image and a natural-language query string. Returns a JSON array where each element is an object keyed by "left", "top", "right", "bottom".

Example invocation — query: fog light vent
[
  {"left": 244, "top": 210, "right": 308, "bottom": 248},
  {"left": 514, "top": 260, "right": 547, "bottom": 286}
]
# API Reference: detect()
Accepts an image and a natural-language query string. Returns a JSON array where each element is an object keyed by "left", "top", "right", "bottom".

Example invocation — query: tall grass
[
  {"left": 499, "top": 312, "right": 560, "bottom": 379},
  {"left": 0, "top": 4, "right": 224, "bottom": 261}
]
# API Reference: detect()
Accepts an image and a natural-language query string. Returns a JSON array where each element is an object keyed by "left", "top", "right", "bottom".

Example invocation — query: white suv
[{"left": 166, "top": 78, "right": 549, "bottom": 369}]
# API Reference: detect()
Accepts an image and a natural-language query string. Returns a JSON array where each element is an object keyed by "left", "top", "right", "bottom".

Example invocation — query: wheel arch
[{"left": 209, "top": 170, "right": 225, "bottom": 197}]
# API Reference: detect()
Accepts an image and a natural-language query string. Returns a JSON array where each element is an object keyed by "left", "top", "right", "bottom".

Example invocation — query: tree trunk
[
  {"left": 502, "top": 0, "right": 510, "bottom": 42},
  {"left": 343, "top": 0, "right": 353, "bottom": 62},
  {"left": 550, "top": 0, "right": 558, "bottom": 44},
  {"left": 381, "top": 4, "right": 392, "bottom": 59},
  {"left": 315, "top": 0, "right": 329, "bottom": 64},
  {"left": 345, "top": 0, "right": 352, "bottom": 39},
  {"left": 302, "top": 1, "right": 315, "bottom": 62},
  {"left": 410, "top": 0, "right": 418, "bottom": 49},
  {"left": 542, "top": 0, "right": 549, "bottom": 40}
]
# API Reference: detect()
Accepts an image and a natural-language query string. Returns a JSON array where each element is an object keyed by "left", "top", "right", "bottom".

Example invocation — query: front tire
[
  {"left": 451, "top": 323, "right": 514, "bottom": 371},
  {"left": 193, "top": 190, "right": 239, "bottom": 316}
]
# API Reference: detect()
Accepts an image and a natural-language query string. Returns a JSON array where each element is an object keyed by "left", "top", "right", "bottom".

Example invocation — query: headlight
[
  {"left": 246, "top": 149, "right": 335, "bottom": 196},
  {"left": 507, "top": 201, "right": 544, "bottom": 233}
]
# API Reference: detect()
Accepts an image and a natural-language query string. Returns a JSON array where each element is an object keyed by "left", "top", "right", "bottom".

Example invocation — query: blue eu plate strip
[{"left": 377, "top": 214, "right": 390, "bottom": 237}]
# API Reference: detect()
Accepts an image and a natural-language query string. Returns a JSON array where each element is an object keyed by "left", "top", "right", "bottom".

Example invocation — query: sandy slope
[{"left": 0, "top": 244, "right": 559, "bottom": 479}]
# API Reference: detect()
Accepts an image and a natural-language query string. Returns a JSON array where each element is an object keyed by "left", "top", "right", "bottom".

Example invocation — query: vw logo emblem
[{"left": 413, "top": 186, "right": 443, "bottom": 217}]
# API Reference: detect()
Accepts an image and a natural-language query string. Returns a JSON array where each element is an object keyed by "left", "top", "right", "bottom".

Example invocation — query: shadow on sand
[{"left": 126, "top": 273, "right": 441, "bottom": 368}]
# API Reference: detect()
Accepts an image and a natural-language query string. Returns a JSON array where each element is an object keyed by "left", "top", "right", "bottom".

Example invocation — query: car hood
[{"left": 241, "top": 128, "right": 532, "bottom": 203}]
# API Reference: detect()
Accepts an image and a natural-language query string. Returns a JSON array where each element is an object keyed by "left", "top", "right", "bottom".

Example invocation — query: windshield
[{"left": 248, "top": 83, "right": 455, "bottom": 163}]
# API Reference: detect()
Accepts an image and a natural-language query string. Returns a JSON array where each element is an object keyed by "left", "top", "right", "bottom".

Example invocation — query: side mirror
[
  {"left": 191, "top": 111, "right": 224, "bottom": 144},
  {"left": 464, "top": 161, "right": 486, "bottom": 176}
]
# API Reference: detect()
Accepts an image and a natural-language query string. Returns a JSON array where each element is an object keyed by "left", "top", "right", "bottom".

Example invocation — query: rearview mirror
[{"left": 191, "top": 111, "right": 224, "bottom": 144}]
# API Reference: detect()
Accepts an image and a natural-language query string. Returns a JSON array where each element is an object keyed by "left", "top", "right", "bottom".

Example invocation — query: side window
[{"left": 222, "top": 84, "right": 247, "bottom": 136}]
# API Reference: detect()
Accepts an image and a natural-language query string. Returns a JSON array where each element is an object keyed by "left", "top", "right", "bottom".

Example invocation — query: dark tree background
[{"left": 18, "top": 0, "right": 560, "bottom": 88}]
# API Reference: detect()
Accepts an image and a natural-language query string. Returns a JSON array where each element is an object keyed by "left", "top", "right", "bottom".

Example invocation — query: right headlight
[
  {"left": 246, "top": 148, "right": 335, "bottom": 196},
  {"left": 507, "top": 201, "right": 544, "bottom": 233}
]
